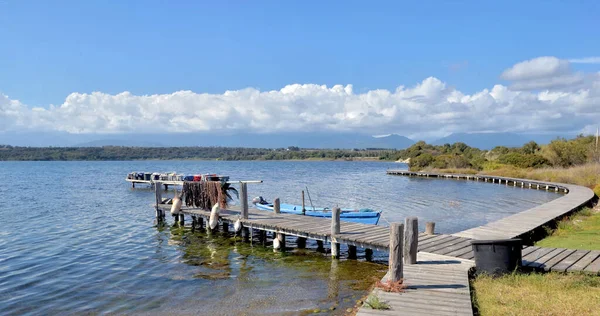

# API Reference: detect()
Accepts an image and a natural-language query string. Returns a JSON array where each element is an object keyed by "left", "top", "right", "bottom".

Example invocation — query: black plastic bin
[{"left": 471, "top": 239, "right": 522, "bottom": 276}]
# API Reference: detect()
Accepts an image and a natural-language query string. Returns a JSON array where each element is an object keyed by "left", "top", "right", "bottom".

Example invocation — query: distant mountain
[
  {"left": 431, "top": 132, "right": 569, "bottom": 149},
  {"left": 0, "top": 132, "right": 415, "bottom": 149}
]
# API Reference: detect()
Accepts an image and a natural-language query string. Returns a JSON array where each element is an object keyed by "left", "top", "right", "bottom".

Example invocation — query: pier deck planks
[{"left": 161, "top": 204, "right": 600, "bottom": 274}]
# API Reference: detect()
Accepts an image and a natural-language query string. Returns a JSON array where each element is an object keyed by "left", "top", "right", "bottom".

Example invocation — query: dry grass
[
  {"left": 421, "top": 167, "right": 479, "bottom": 174},
  {"left": 480, "top": 163, "right": 600, "bottom": 189},
  {"left": 472, "top": 272, "right": 600, "bottom": 316}
]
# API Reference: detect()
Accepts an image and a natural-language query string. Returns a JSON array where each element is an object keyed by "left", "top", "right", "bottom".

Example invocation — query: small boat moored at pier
[{"left": 252, "top": 197, "right": 382, "bottom": 225}]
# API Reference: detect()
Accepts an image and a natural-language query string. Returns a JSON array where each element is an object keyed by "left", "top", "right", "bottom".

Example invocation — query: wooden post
[
  {"left": 274, "top": 198, "right": 281, "bottom": 214},
  {"left": 240, "top": 183, "right": 248, "bottom": 219},
  {"left": 222, "top": 222, "right": 229, "bottom": 232},
  {"left": 404, "top": 217, "right": 418, "bottom": 265},
  {"left": 425, "top": 222, "right": 435, "bottom": 235},
  {"left": 297, "top": 237, "right": 306, "bottom": 248},
  {"left": 365, "top": 248, "right": 373, "bottom": 261},
  {"left": 179, "top": 214, "right": 185, "bottom": 226},
  {"left": 301, "top": 190, "right": 306, "bottom": 215},
  {"left": 331, "top": 207, "right": 341, "bottom": 259},
  {"left": 198, "top": 217, "right": 204, "bottom": 229},
  {"left": 348, "top": 245, "right": 357, "bottom": 259},
  {"left": 154, "top": 181, "right": 163, "bottom": 222},
  {"left": 274, "top": 233, "right": 285, "bottom": 251},
  {"left": 389, "top": 222, "right": 404, "bottom": 282},
  {"left": 317, "top": 240, "right": 325, "bottom": 252}
]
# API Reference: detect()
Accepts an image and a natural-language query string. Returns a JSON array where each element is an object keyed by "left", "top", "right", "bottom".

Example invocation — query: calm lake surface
[{"left": 0, "top": 161, "right": 559, "bottom": 315}]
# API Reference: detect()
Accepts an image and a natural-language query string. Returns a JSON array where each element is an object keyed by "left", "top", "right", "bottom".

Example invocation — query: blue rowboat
[{"left": 252, "top": 197, "right": 381, "bottom": 225}]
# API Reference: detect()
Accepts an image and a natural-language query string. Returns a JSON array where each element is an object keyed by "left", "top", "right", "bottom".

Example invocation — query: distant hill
[
  {"left": 0, "top": 132, "right": 415, "bottom": 149},
  {"left": 431, "top": 132, "right": 567, "bottom": 149}
]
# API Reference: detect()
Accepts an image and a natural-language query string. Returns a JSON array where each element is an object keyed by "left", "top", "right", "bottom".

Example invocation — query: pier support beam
[
  {"left": 348, "top": 245, "right": 357, "bottom": 259},
  {"left": 389, "top": 222, "right": 404, "bottom": 282},
  {"left": 240, "top": 183, "right": 250, "bottom": 239},
  {"left": 297, "top": 237, "right": 306, "bottom": 248},
  {"left": 154, "top": 181, "right": 164, "bottom": 223},
  {"left": 274, "top": 233, "right": 285, "bottom": 251},
  {"left": 331, "top": 207, "right": 341, "bottom": 259},
  {"left": 222, "top": 222, "right": 229, "bottom": 232},
  {"left": 425, "top": 222, "right": 435, "bottom": 235},
  {"left": 317, "top": 240, "right": 325, "bottom": 252},
  {"left": 365, "top": 248, "right": 373, "bottom": 261},
  {"left": 404, "top": 217, "right": 418, "bottom": 265},
  {"left": 179, "top": 214, "right": 185, "bottom": 226}
]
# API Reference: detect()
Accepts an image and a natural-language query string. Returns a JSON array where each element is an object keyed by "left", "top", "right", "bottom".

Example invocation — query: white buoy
[
  {"left": 209, "top": 203, "right": 220, "bottom": 230},
  {"left": 233, "top": 215, "right": 242, "bottom": 233},
  {"left": 170, "top": 190, "right": 182, "bottom": 215}
]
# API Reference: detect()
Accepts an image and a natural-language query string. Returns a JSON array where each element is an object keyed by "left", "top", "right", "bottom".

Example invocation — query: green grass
[
  {"left": 472, "top": 272, "right": 600, "bottom": 316},
  {"left": 363, "top": 294, "right": 390, "bottom": 310},
  {"left": 536, "top": 207, "right": 600, "bottom": 250}
]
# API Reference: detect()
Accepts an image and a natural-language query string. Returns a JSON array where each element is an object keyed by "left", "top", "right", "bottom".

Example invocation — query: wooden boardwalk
[
  {"left": 386, "top": 170, "right": 595, "bottom": 240},
  {"left": 159, "top": 204, "right": 600, "bottom": 274},
  {"left": 357, "top": 252, "right": 474, "bottom": 316}
]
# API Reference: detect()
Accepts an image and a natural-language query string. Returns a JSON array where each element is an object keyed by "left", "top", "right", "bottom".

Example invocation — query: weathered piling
[
  {"left": 274, "top": 198, "right": 281, "bottom": 214},
  {"left": 365, "top": 248, "right": 373, "bottom": 261},
  {"left": 425, "top": 222, "right": 436, "bottom": 235},
  {"left": 404, "top": 217, "right": 418, "bottom": 264},
  {"left": 389, "top": 223, "right": 404, "bottom": 281},
  {"left": 274, "top": 233, "right": 285, "bottom": 251},
  {"left": 179, "top": 213, "right": 185, "bottom": 225},
  {"left": 301, "top": 190, "right": 306, "bottom": 215},
  {"left": 331, "top": 207, "right": 341, "bottom": 259},
  {"left": 154, "top": 181, "right": 164, "bottom": 222},
  {"left": 297, "top": 237, "right": 306, "bottom": 248},
  {"left": 348, "top": 246, "right": 357, "bottom": 259},
  {"left": 240, "top": 183, "right": 250, "bottom": 239}
]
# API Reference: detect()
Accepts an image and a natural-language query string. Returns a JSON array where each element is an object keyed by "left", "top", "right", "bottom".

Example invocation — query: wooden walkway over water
[
  {"left": 158, "top": 204, "right": 600, "bottom": 274},
  {"left": 387, "top": 170, "right": 595, "bottom": 240},
  {"left": 153, "top": 169, "right": 598, "bottom": 315}
]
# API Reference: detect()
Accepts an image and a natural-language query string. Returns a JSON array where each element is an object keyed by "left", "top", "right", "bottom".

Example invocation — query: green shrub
[
  {"left": 409, "top": 153, "right": 434, "bottom": 170},
  {"left": 498, "top": 153, "right": 548, "bottom": 168}
]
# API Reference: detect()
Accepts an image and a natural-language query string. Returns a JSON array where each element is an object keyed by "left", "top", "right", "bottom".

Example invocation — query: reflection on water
[
  {"left": 163, "top": 224, "right": 386, "bottom": 315},
  {"left": 0, "top": 161, "right": 558, "bottom": 315}
]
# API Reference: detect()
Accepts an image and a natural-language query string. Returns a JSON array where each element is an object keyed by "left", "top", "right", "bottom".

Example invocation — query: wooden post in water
[
  {"left": 297, "top": 237, "right": 307, "bottom": 248},
  {"left": 154, "top": 181, "right": 164, "bottom": 222},
  {"left": 179, "top": 214, "right": 185, "bottom": 226},
  {"left": 222, "top": 222, "right": 229, "bottom": 232},
  {"left": 348, "top": 245, "right": 357, "bottom": 259},
  {"left": 404, "top": 217, "right": 418, "bottom": 265},
  {"left": 425, "top": 222, "right": 436, "bottom": 235},
  {"left": 317, "top": 240, "right": 325, "bottom": 252},
  {"left": 274, "top": 232, "right": 285, "bottom": 251},
  {"left": 389, "top": 223, "right": 404, "bottom": 282},
  {"left": 301, "top": 191, "right": 306, "bottom": 215},
  {"left": 365, "top": 248, "right": 373, "bottom": 261},
  {"left": 331, "top": 207, "right": 341, "bottom": 259},
  {"left": 274, "top": 198, "right": 281, "bottom": 214},
  {"left": 240, "top": 183, "right": 250, "bottom": 239}
]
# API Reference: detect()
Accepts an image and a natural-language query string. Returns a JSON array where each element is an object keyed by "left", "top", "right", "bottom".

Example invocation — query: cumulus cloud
[
  {"left": 1, "top": 56, "right": 599, "bottom": 139},
  {"left": 501, "top": 56, "right": 570, "bottom": 81}
]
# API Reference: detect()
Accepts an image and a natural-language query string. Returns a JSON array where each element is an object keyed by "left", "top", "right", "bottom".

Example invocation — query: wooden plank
[
  {"left": 567, "top": 251, "right": 600, "bottom": 272},
  {"left": 526, "top": 248, "right": 566, "bottom": 269},
  {"left": 443, "top": 245, "right": 474, "bottom": 258},
  {"left": 583, "top": 256, "right": 600, "bottom": 274},
  {"left": 522, "top": 247, "right": 556, "bottom": 265},
  {"left": 520, "top": 246, "right": 540, "bottom": 258},
  {"left": 419, "top": 236, "right": 466, "bottom": 253},
  {"left": 551, "top": 250, "right": 590, "bottom": 272}
]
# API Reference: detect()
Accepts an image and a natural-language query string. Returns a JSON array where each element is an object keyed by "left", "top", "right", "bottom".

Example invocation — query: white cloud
[
  {"left": 1, "top": 56, "right": 599, "bottom": 139},
  {"left": 501, "top": 56, "right": 570, "bottom": 81},
  {"left": 569, "top": 57, "right": 600, "bottom": 64}
]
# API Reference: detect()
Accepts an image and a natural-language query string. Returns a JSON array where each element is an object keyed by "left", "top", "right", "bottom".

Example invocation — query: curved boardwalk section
[{"left": 386, "top": 170, "right": 595, "bottom": 240}]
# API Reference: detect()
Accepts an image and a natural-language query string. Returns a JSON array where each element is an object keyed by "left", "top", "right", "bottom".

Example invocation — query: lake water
[{"left": 0, "top": 161, "right": 559, "bottom": 315}]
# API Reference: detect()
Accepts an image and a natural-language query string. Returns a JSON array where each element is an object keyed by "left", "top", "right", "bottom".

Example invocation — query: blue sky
[{"left": 0, "top": 0, "right": 599, "bottom": 138}]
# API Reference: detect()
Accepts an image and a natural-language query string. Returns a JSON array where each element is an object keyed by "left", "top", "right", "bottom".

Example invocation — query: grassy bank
[
  {"left": 472, "top": 272, "right": 600, "bottom": 316},
  {"left": 536, "top": 207, "right": 600, "bottom": 250}
]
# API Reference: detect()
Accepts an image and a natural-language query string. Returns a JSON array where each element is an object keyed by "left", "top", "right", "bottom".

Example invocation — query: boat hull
[{"left": 254, "top": 203, "right": 381, "bottom": 225}]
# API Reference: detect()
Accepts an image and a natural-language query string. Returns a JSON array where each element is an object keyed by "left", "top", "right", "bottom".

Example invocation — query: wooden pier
[
  {"left": 151, "top": 171, "right": 598, "bottom": 315},
  {"left": 386, "top": 170, "right": 595, "bottom": 240}
]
